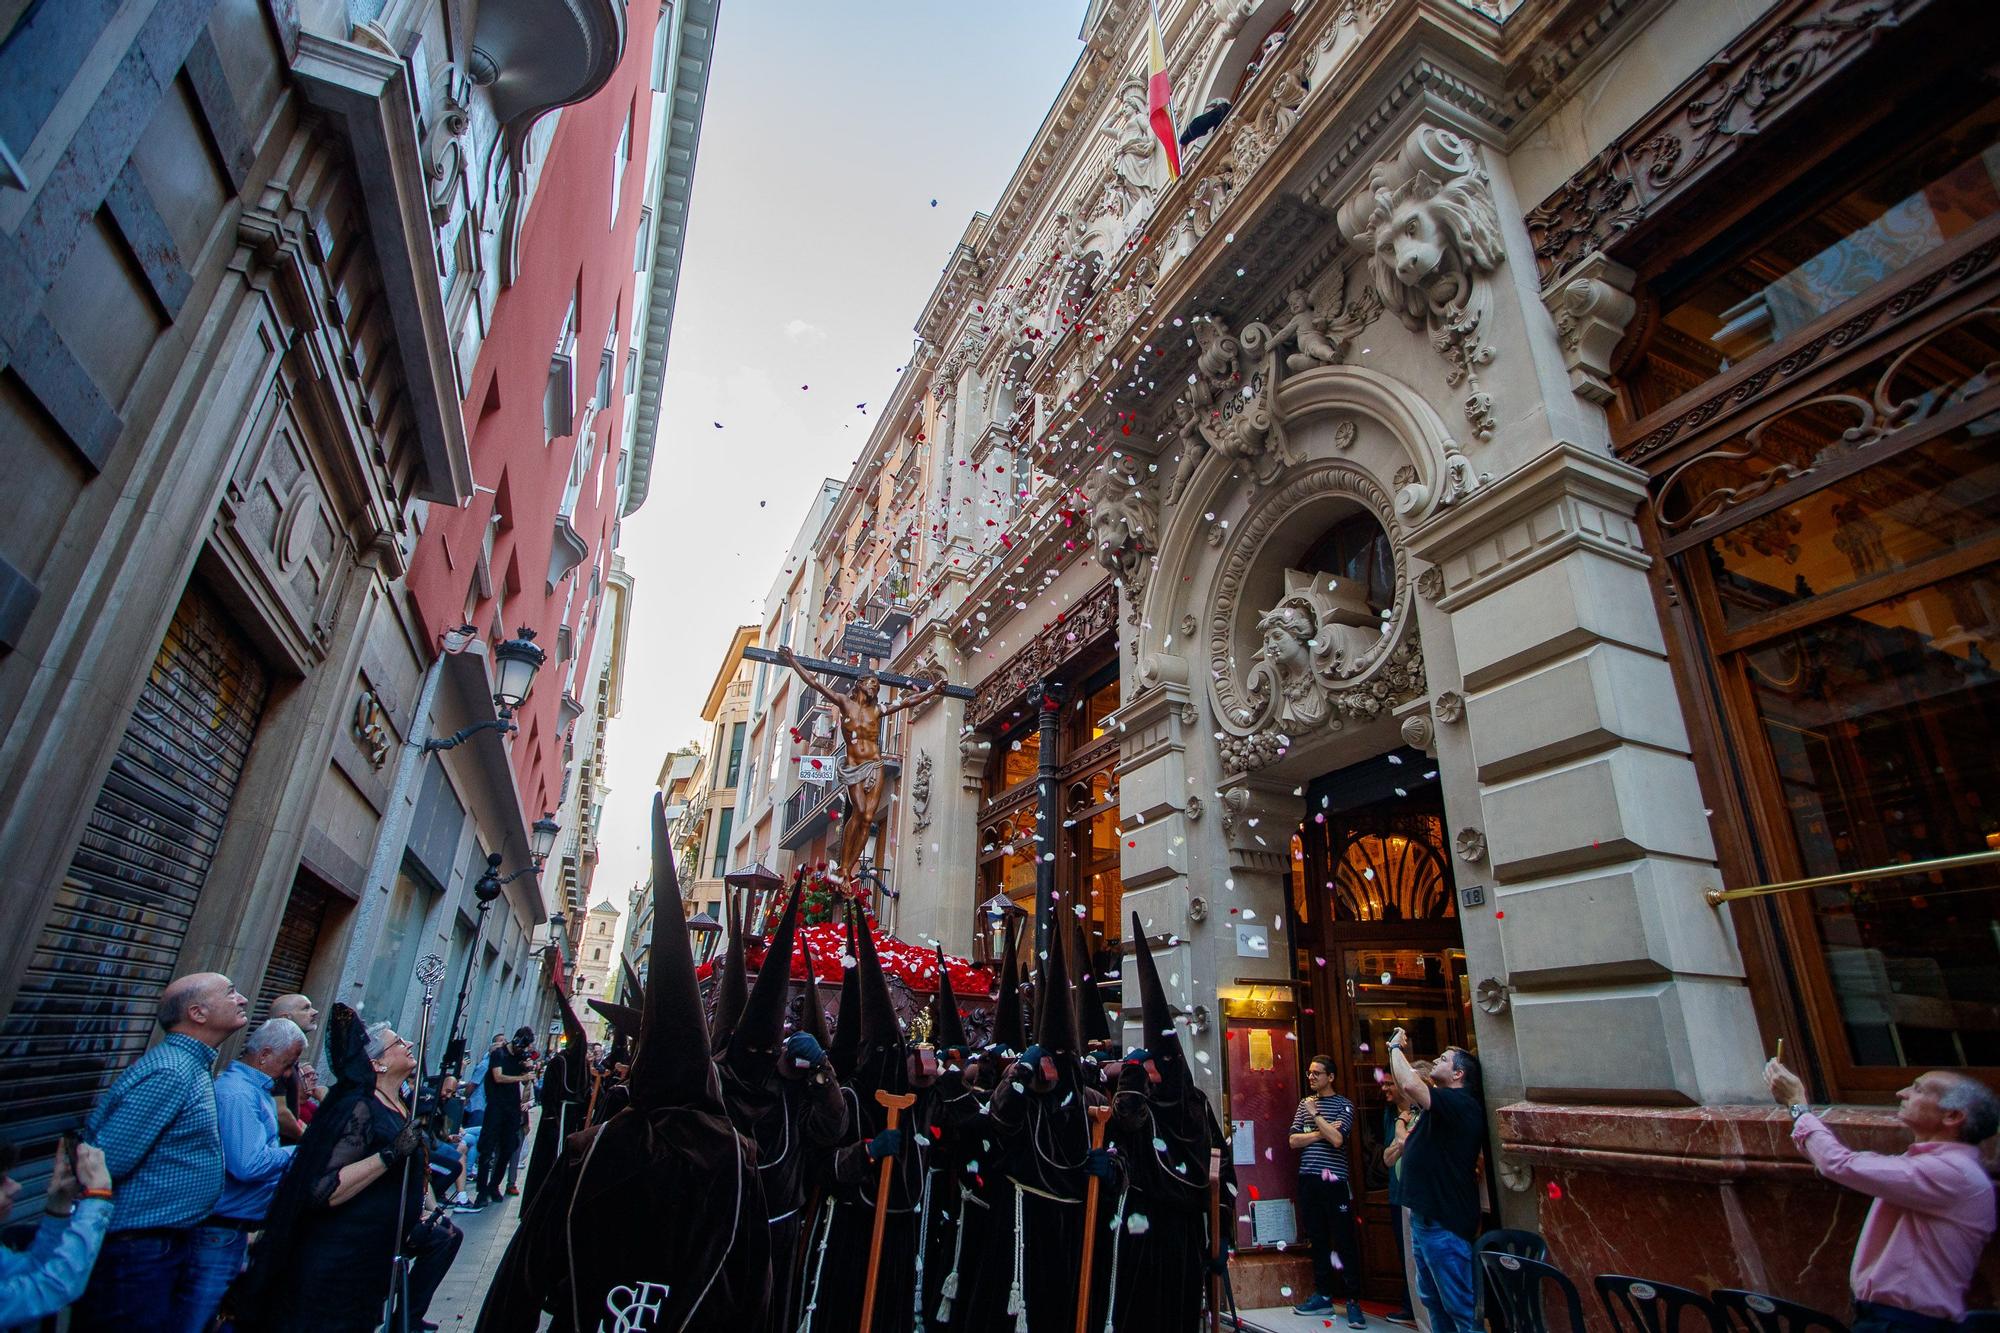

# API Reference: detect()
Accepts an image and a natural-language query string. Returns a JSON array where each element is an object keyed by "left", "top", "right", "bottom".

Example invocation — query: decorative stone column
[{"left": 1410, "top": 441, "right": 1764, "bottom": 1104}]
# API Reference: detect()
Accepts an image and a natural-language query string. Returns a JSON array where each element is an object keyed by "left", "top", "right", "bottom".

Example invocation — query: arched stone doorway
[{"left": 1118, "top": 364, "right": 1479, "bottom": 1298}]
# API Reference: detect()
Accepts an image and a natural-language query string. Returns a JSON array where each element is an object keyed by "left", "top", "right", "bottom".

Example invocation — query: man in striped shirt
[
  {"left": 1288, "top": 1053, "right": 1367, "bottom": 1327},
  {"left": 71, "top": 971, "right": 247, "bottom": 1333}
]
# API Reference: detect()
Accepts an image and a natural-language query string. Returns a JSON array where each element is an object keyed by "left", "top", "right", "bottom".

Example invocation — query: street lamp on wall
[
  {"left": 425, "top": 626, "right": 548, "bottom": 752},
  {"left": 530, "top": 814, "right": 562, "bottom": 864},
  {"left": 439, "top": 814, "right": 559, "bottom": 1076}
]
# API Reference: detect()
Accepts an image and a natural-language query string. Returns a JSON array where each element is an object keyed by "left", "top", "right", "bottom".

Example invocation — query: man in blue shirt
[
  {"left": 182, "top": 1017, "right": 304, "bottom": 1330},
  {"left": 72, "top": 971, "right": 247, "bottom": 1333}
]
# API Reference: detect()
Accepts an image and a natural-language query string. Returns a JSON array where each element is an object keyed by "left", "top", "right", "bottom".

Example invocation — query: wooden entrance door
[{"left": 1291, "top": 750, "right": 1467, "bottom": 1301}]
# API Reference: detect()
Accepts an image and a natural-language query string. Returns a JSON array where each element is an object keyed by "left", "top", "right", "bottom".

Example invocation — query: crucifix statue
[{"left": 773, "top": 645, "right": 949, "bottom": 879}]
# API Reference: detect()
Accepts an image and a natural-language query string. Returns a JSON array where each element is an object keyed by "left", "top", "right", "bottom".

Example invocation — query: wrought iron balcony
[
  {"left": 865, "top": 568, "right": 914, "bottom": 636},
  {"left": 778, "top": 748, "right": 900, "bottom": 851}
]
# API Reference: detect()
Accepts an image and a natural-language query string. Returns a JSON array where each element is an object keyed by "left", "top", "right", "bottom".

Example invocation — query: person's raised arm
[
  {"left": 1389, "top": 1029, "right": 1430, "bottom": 1111},
  {"left": 779, "top": 646, "right": 840, "bottom": 704}
]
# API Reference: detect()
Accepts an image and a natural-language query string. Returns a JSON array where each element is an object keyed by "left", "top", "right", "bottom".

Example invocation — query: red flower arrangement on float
[{"left": 698, "top": 862, "right": 993, "bottom": 995}]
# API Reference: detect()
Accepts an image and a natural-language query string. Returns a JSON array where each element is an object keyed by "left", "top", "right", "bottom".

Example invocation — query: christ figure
[{"left": 777, "top": 646, "right": 941, "bottom": 878}]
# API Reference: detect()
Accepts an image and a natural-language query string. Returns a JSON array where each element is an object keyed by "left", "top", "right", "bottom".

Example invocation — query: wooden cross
[{"left": 741, "top": 646, "right": 975, "bottom": 700}]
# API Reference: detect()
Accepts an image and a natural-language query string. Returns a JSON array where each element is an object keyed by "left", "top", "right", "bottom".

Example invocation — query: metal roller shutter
[
  {"left": 256, "top": 878, "right": 332, "bottom": 1020},
  {"left": 0, "top": 583, "right": 269, "bottom": 1163}
]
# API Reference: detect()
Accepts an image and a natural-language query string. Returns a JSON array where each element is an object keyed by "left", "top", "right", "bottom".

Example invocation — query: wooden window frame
[{"left": 1612, "top": 149, "right": 2000, "bottom": 1100}]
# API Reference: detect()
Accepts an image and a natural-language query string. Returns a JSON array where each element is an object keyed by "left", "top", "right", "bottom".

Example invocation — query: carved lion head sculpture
[
  {"left": 1365, "top": 170, "right": 1503, "bottom": 330},
  {"left": 1337, "top": 127, "right": 1505, "bottom": 333}
]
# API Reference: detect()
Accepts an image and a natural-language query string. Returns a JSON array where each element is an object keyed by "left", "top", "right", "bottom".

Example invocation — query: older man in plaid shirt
[{"left": 70, "top": 971, "right": 248, "bottom": 1333}]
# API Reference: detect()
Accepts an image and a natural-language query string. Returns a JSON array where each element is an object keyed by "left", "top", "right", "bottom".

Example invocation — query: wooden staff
[
  {"left": 1207, "top": 1147, "right": 1225, "bottom": 1333},
  {"left": 1074, "top": 1105, "right": 1114, "bottom": 1333},
  {"left": 860, "top": 1089, "right": 918, "bottom": 1333}
]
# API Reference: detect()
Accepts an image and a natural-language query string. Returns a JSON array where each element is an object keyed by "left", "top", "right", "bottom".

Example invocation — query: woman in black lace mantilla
[{"left": 233, "top": 1003, "right": 461, "bottom": 1332}]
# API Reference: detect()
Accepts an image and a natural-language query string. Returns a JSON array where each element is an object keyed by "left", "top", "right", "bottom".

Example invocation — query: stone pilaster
[{"left": 1411, "top": 441, "right": 1764, "bottom": 1104}]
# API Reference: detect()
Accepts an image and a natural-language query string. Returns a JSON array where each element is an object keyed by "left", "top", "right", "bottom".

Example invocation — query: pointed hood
[
  {"left": 1034, "top": 909, "right": 1080, "bottom": 1055},
  {"left": 827, "top": 906, "right": 862, "bottom": 1079},
  {"left": 621, "top": 957, "right": 646, "bottom": 1011},
  {"left": 708, "top": 890, "right": 751, "bottom": 1052},
  {"left": 547, "top": 979, "right": 590, "bottom": 1102},
  {"left": 727, "top": 880, "right": 803, "bottom": 1066},
  {"left": 992, "top": 914, "right": 1026, "bottom": 1052},
  {"left": 930, "top": 946, "right": 968, "bottom": 1051},
  {"left": 555, "top": 980, "right": 588, "bottom": 1053},
  {"left": 1130, "top": 911, "right": 1183, "bottom": 1067},
  {"left": 1071, "top": 911, "right": 1113, "bottom": 1048},
  {"left": 796, "top": 932, "right": 831, "bottom": 1048},
  {"left": 623, "top": 795, "right": 722, "bottom": 1113},
  {"left": 589, "top": 999, "right": 642, "bottom": 1046},
  {"left": 853, "top": 906, "right": 901, "bottom": 1054}
]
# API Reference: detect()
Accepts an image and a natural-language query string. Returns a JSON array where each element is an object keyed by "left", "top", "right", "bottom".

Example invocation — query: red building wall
[{"left": 405, "top": 5, "right": 661, "bottom": 821}]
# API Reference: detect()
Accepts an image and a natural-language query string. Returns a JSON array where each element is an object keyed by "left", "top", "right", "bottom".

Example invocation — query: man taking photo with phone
[{"left": 1387, "top": 1029, "right": 1484, "bottom": 1333}]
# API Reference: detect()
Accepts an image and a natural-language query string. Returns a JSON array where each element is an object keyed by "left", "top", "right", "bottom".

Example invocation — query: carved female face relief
[{"left": 1208, "top": 462, "right": 1423, "bottom": 773}]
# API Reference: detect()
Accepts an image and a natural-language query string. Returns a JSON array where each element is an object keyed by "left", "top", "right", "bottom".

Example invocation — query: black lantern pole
[{"left": 1027, "top": 681, "right": 1064, "bottom": 962}]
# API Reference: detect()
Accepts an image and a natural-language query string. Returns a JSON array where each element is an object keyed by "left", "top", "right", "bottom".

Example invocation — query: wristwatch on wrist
[{"left": 1786, "top": 1102, "right": 1811, "bottom": 1121}]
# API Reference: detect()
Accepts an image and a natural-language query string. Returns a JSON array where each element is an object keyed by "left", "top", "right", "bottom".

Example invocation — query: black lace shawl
[{"left": 232, "top": 1003, "right": 410, "bottom": 1330}]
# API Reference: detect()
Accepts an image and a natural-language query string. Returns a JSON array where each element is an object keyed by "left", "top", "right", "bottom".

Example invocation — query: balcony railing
[
  {"left": 865, "top": 568, "right": 914, "bottom": 637},
  {"left": 778, "top": 748, "right": 901, "bottom": 851}
]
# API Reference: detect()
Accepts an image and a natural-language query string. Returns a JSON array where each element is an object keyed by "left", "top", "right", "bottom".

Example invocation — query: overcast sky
[{"left": 592, "top": 3, "right": 1088, "bottom": 917}]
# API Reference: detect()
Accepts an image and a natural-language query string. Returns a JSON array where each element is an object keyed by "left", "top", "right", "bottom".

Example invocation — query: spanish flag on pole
[{"left": 1147, "top": 0, "right": 1181, "bottom": 181}]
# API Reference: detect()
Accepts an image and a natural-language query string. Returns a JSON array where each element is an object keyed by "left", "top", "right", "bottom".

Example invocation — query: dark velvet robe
[
  {"left": 951, "top": 1060, "right": 1109, "bottom": 1333},
  {"left": 797, "top": 1055, "right": 933, "bottom": 1333},
  {"left": 1105, "top": 1061, "right": 1236, "bottom": 1332},
  {"left": 915, "top": 1061, "right": 997, "bottom": 1331},
  {"left": 720, "top": 1060, "right": 850, "bottom": 1331},
  {"left": 474, "top": 1106, "right": 771, "bottom": 1333},
  {"left": 522, "top": 1047, "right": 590, "bottom": 1210}
]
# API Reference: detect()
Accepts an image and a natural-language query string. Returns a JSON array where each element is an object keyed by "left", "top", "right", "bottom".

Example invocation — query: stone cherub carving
[
  {"left": 1164, "top": 317, "right": 1296, "bottom": 503},
  {"left": 1338, "top": 127, "right": 1506, "bottom": 437},
  {"left": 1245, "top": 569, "right": 1384, "bottom": 732},
  {"left": 1165, "top": 274, "right": 1386, "bottom": 505}
]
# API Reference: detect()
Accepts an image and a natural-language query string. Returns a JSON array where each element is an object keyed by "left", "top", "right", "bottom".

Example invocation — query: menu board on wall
[{"left": 1251, "top": 1199, "right": 1297, "bottom": 1247}]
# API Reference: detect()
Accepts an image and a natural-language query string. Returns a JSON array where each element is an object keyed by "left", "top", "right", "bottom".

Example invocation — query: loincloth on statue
[{"left": 840, "top": 758, "right": 884, "bottom": 796}]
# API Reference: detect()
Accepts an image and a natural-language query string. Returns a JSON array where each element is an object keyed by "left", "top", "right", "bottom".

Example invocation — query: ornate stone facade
[{"left": 746, "top": 0, "right": 1983, "bottom": 1312}]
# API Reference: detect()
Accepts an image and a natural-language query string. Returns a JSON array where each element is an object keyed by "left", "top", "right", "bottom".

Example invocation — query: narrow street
[
  {"left": 427, "top": 1197, "right": 526, "bottom": 1329},
  {"left": 1, "top": 0, "right": 1995, "bottom": 1327}
]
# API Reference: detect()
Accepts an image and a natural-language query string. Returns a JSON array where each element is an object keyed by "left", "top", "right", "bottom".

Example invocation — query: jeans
[
  {"left": 460, "top": 1124, "right": 482, "bottom": 1184},
  {"left": 1409, "top": 1214, "right": 1477, "bottom": 1333},
  {"left": 1400, "top": 1207, "right": 1434, "bottom": 1333},
  {"left": 70, "top": 1229, "right": 202, "bottom": 1333},
  {"left": 182, "top": 1225, "right": 248, "bottom": 1332},
  {"left": 1295, "top": 1173, "right": 1362, "bottom": 1300}
]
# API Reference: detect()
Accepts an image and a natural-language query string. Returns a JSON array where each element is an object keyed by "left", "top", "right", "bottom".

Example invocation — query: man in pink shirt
[{"left": 1765, "top": 1058, "right": 1997, "bottom": 1330}]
